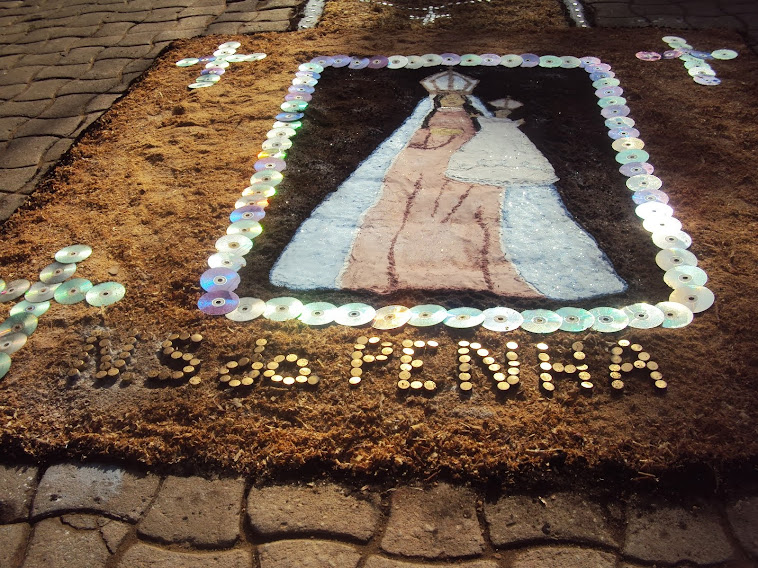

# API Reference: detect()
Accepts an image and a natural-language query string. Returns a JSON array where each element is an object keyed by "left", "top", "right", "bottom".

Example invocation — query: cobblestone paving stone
[
  {"left": 117, "top": 542, "right": 253, "bottom": 568},
  {"left": 0, "top": 465, "right": 38, "bottom": 523},
  {"left": 258, "top": 539, "right": 363, "bottom": 567},
  {"left": 510, "top": 545, "right": 618, "bottom": 567},
  {"left": 0, "top": 522, "right": 30, "bottom": 568}
]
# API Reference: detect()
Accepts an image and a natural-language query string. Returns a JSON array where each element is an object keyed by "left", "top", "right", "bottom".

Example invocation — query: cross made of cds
[
  {"left": 635, "top": 35, "right": 738, "bottom": 87},
  {"left": 175, "top": 42, "right": 267, "bottom": 90}
]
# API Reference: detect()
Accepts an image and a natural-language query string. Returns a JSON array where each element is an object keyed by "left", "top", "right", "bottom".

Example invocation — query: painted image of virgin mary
[{"left": 271, "top": 70, "right": 626, "bottom": 301}]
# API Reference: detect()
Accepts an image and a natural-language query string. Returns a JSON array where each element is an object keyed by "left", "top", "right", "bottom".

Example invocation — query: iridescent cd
[
  {"left": 331, "top": 55, "right": 351, "bottom": 67},
  {"left": 261, "top": 138, "right": 292, "bottom": 152},
  {"left": 670, "top": 285, "right": 714, "bottom": 313},
  {"left": 602, "top": 105, "right": 631, "bottom": 119},
  {"left": 633, "top": 189, "right": 669, "bottom": 205},
  {"left": 349, "top": 57, "right": 370, "bottom": 69},
  {"left": 539, "top": 55, "right": 562, "bottom": 68},
  {"left": 0, "top": 313, "right": 38, "bottom": 336},
  {"left": 689, "top": 50, "right": 713, "bottom": 60},
  {"left": 267, "top": 127, "right": 297, "bottom": 139},
  {"left": 663, "top": 35, "right": 688, "bottom": 45},
  {"left": 0, "top": 332, "right": 26, "bottom": 354},
  {"left": 195, "top": 74, "right": 220, "bottom": 83},
  {"left": 289, "top": 85, "right": 315, "bottom": 94},
  {"left": 589, "top": 307, "right": 629, "bottom": 333},
  {"left": 333, "top": 303, "right": 375, "bottom": 326},
  {"left": 688, "top": 66, "right": 715, "bottom": 77},
  {"left": 214, "top": 48, "right": 235, "bottom": 56},
  {"left": 55, "top": 244, "right": 92, "bottom": 264},
  {"left": 39, "top": 261, "right": 76, "bottom": 284},
  {"left": 250, "top": 170, "right": 283, "bottom": 186},
  {"left": 652, "top": 230, "right": 692, "bottom": 250},
  {"left": 224, "top": 55, "right": 248, "bottom": 63},
  {"left": 405, "top": 55, "right": 424, "bottom": 69},
  {"left": 663, "top": 49, "right": 685, "bottom": 59},
  {"left": 215, "top": 234, "right": 253, "bottom": 256},
  {"left": 254, "top": 158, "right": 286, "bottom": 172},
  {"left": 587, "top": 62, "right": 612, "bottom": 72},
  {"left": 387, "top": 55, "right": 408, "bottom": 69},
  {"left": 599, "top": 96, "right": 628, "bottom": 109},
  {"left": 275, "top": 112, "right": 304, "bottom": 122},
  {"left": 408, "top": 304, "right": 447, "bottom": 327},
  {"left": 53, "top": 278, "right": 93, "bottom": 304},
  {"left": 627, "top": 174, "right": 662, "bottom": 191},
  {"left": 299, "top": 61, "right": 323, "bottom": 72},
  {"left": 25, "top": 282, "right": 59, "bottom": 303},
  {"left": 623, "top": 303, "right": 665, "bottom": 329},
  {"left": 656, "top": 301, "right": 694, "bottom": 328},
  {"left": 206, "top": 60, "right": 228, "bottom": 68},
  {"left": 299, "top": 301, "right": 337, "bottom": 326},
  {"left": 208, "top": 253, "right": 246, "bottom": 271},
  {"left": 597, "top": 86, "right": 623, "bottom": 98},
  {"left": 636, "top": 51, "right": 661, "bottom": 61},
  {"left": 556, "top": 307, "right": 594, "bottom": 332},
  {"left": 444, "top": 307, "right": 485, "bottom": 328},
  {"left": 590, "top": 71, "right": 614, "bottom": 81},
  {"left": 198, "top": 290, "right": 239, "bottom": 315},
  {"left": 176, "top": 58, "right": 199, "bottom": 67},
  {"left": 560, "top": 56, "right": 582, "bottom": 68},
  {"left": 711, "top": 49, "right": 738, "bottom": 60},
  {"left": 230, "top": 205, "right": 265, "bottom": 224},
  {"left": 500, "top": 54, "right": 523, "bottom": 67},
  {"left": 296, "top": 70, "right": 320, "bottom": 79},
  {"left": 0, "top": 352, "right": 9, "bottom": 380},
  {"left": 460, "top": 54, "right": 482, "bottom": 66},
  {"left": 643, "top": 216, "right": 682, "bottom": 234},
  {"left": 200, "top": 267, "right": 240, "bottom": 292},
  {"left": 608, "top": 127, "right": 640, "bottom": 140},
  {"left": 0, "top": 279, "right": 30, "bottom": 303},
  {"left": 605, "top": 116, "right": 634, "bottom": 129},
  {"left": 188, "top": 82, "right": 213, "bottom": 89},
  {"left": 616, "top": 149, "right": 650, "bottom": 165},
  {"left": 0, "top": 280, "right": 4, "bottom": 294},
  {"left": 635, "top": 201, "right": 673, "bottom": 220},
  {"left": 225, "top": 296, "right": 266, "bottom": 321},
  {"left": 235, "top": 195, "right": 268, "bottom": 209},
  {"left": 86, "top": 282, "right": 125, "bottom": 307},
  {"left": 201, "top": 68, "right": 225, "bottom": 75},
  {"left": 264, "top": 297, "right": 303, "bottom": 321},
  {"left": 227, "top": 220, "right": 262, "bottom": 238},
  {"left": 580, "top": 56, "right": 601, "bottom": 66},
  {"left": 520, "top": 54, "right": 539, "bottom": 67},
  {"left": 219, "top": 41, "right": 241, "bottom": 49},
  {"left": 281, "top": 101, "right": 307, "bottom": 113},
  {"left": 693, "top": 75, "right": 721, "bottom": 86},
  {"left": 439, "top": 53, "right": 460, "bottom": 65},
  {"left": 198, "top": 56, "right": 215, "bottom": 62},
  {"left": 366, "top": 55, "right": 388, "bottom": 69},
  {"left": 10, "top": 300, "right": 49, "bottom": 317},
  {"left": 421, "top": 53, "right": 443, "bottom": 66},
  {"left": 482, "top": 307, "right": 523, "bottom": 332},
  {"left": 664, "top": 265, "right": 707, "bottom": 288},
  {"left": 594, "top": 78, "right": 621, "bottom": 89},
  {"left": 272, "top": 119, "right": 301, "bottom": 130},
  {"left": 481, "top": 54, "right": 501, "bottom": 66},
  {"left": 619, "top": 162, "right": 654, "bottom": 177},
  {"left": 612, "top": 137, "right": 644, "bottom": 152},
  {"left": 655, "top": 247, "right": 697, "bottom": 270},
  {"left": 520, "top": 309, "right": 561, "bottom": 333},
  {"left": 372, "top": 305, "right": 411, "bottom": 330}
]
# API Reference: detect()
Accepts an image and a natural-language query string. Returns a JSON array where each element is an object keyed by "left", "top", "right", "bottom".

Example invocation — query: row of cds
[
  {"left": 176, "top": 42, "right": 266, "bottom": 89},
  {"left": 635, "top": 35, "right": 738, "bottom": 87},
  {"left": 0, "top": 245, "right": 126, "bottom": 380},
  {"left": 198, "top": 52, "right": 713, "bottom": 332}
]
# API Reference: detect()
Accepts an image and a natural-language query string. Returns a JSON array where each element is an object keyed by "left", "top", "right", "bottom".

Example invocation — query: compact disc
[
  {"left": 443, "top": 307, "right": 485, "bottom": 328},
  {"left": 481, "top": 54, "right": 501, "bottom": 65},
  {"left": 611, "top": 137, "right": 643, "bottom": 151},
  {"left": 652, "top": 230, "right": 692, "bottom": 250},
  {"left": 440, "top": 53, "right": 460, "bottom": 65},
  {"left": 0, "top": 332, "right": 26, "bottom": 354},
  {"left": 0, "top": 313, "right": 38, "bottom": 336},
  {"left": 0, "top": 280, "right": 4, "bottom": 294},
  {"left": 219, "top": 41, "right": 241, "bottom": 49},
  {"left": 408, "top": 304, "right": 447, "bottom": 327},
  {"left": 688, "top": 65, "right": 714, "bottom": 76},
  {"left": 693, "top": 75, "right": 721, "bottom": 86},
  {"left": 602, "top": 105, "right": 631, "bottom": 119},
  {"left": 289, "top": 85, "right": 315, "bottom": 96},
  {"left": 711, "top": 49, "right": 738, "bottom": 60},
  {"left": 264, "top": 297, "right": 303, "bottom": 321},
  {"left": 86, "top": 282, "right": 125, "bottom": 307},
  {"left": 387, "top": 55, "right": 408, "bottom": 69},
  {"left": 25, "top": 282, "right": 59, "bottom": 303},
  {"left": 333, "top": 303, "right": 375, "bottom": 326},
  {"left": 0, "top": 352, "right": 9, "bottom": 380},
  {"left": 619, "top": 162, "right": 654, "bottom": 177},
  {"left": 405, "top": 55, "right": 424, "bottom": 69},
  {"left": 195, "top": 74, "right": 220, "bottom": 83},
  {"left": 275, "top": 112, "right": 304, "bottom": 122},
  {"left": 481, "top": 307, "right": 523, "bottom": 332},
  {"left": 590, "top": 71, "right": 615, "bottom": 81},
  {"left": 595, "top": 77, "right": 621, "bottom": 89},
  {"left": 655, "top": 247, "right": 698, "bottom": 270},
  {"left": 597, "top": 86, "right": 623, "bottom": 98},
  {"left": 53, "top": 278, "right": 93, "bottom": 304},
  {"left": 10, "top": 300, "right": 49, "bottom": 317},
  {"left": 298, "top": 301, "right": 337, "bottom": 326},
  {"left": 663, "top": 35, "right": 688, "bottom": 45},
  {"left": 579, "top": 56, "right": 601, "bottom": 66},
  {"left": 188, "top": 82, "right": 213, "bottom": 89},
  {"left": 599, "top": 96, "right": 628, "bottom": 109},
  {"left": 225, "top": 296, "right": 266, "bottom": 321},
  {"left": 520, "top": 54, "right": 539, "bottom": 67},
  {"left": 281, "top": 101, "right": 307, "bottom": 113},
  {"left": 605, "top": 115, "right": 634, "bottom": 129},
  {"left": 656, "top": 301, "right": 694, "bottom": 328},
  {"left": 372, "top": 305, "right": 411, "bottom": 330},
  {"left": 200, "top": 267, "right": 240, "bottom": 292},
  {"left": 460, "top": 54, "right": 483, "bottom": 66},
  {"left": 632, "top": 189, "right": 669, "bottom": 205},
  {"left": 198, "top": 290, "right": 239, "bottom": 315},
  {"left": 208, "top": 253, "right": 246, "bottom": 271},
  {"left": 254, "top": 157, "right": 286, "bottom": 172},
  {"left": 560, "top": 56, "right": 582, "bottom": 68},
  {"left": 499, "top": 54, "right": 523, "bottom": 67},
  {"left": 635, "top": 201, "right": 673, "bottom": 219},
  {"left": 636, "top": 51, "right": 661, "bottom": 61},
  {"left": 227, "top": 220, "right": 262, "bottom": 238},
  {"left": 299, "top": 62, "right": 324, "bottom": 73},
  {"left": 215, "top": 234, "right": 253, "bottom": 256},
  {"left": 663, "top": 49, "right": 685, "bottom": 59},
  {"left": 589, "top": 307, "right": 629, "bottom": 332},
  {"left": 261, "top": 138, "right": 292, "bottom": 152},
  {"left": 608, "top": 127, "right": 639, "bottom": 140},
  {"left": 623, "top": 302, "right": 665, "bottom": 329},
  {"left": 664, "top": 265, "right": 707, "bottom": 288},
  {"left": 587, "top": 62, "right": 612, "bottom": 72},
  {"left": 176, "top": 58, "right": 199, "bottom": 67},
  {"left": 284, "top": 93, "right": 311, "bottom": 103},
  {"left": 670, "top": 285, "right": 714, "bottom": 313},
  {"left": 242, "top": 183, "right": 275, "bottom": 197},
  {"left": 539, "top": 55, "right": 562, "bottom": 68},
  {"left": 39, "top": 261, "right": 76, "bottom": 284},
  {"left": 520, "top": 309, "right": 561, "bottom": 333},
  {"left": 230, "top": 205, "right": 265, "bottom": 223},
  {"left": 421, "top": 53, "right": 443, "bottom": 66},
  {"left": 331, "top": 55, "right": 351, "bottom": 67},
  {"left": 556, "top": 307, "right": 594, "bottom": 332},
  {"left": 349, "top": 57, "right": 369, "bottom": 69},
  {"left": 643, "top": 216, "right": 682, "bottom": 234},
  {"left": 55, "top": 244, "right": 92, "bottom": 264},
  {"left": 0, "top": 279, "right": 31, "bottom": 302},
  {"left": 250, "top": 170, "right": 283, "bottom": 186}
]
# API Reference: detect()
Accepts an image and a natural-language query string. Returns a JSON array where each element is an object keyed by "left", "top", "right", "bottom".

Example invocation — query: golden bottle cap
[
  {"left": 119, "top": 351, "right": 132, "bottom": 360},
  {"left": 99, "top": 339, "right": 111, "bottom": 347},
  {"left": 363, "top": 354, "right": 376, "bottom": 363},
  {"left": 578, "top": 371, "right": 591, "bottom": 380},
  {"left": 273, "top": 354, "right": 285, "bottom": 363},
  {"left": 650, "top": 370, "right": 663, "bottom": 380},
  {"left": 189, "top": 377, "right": 202, "bottom": 385},
  {"left": 397, "top": 379, "right": 410, "bottom": 390},
  {"left": 398, "top": 370, "right": 411, "bottom": 380},
  {"left": 158, "top": 369, "right": 171, "bottom": 380},
  {"left": 610, "top": 355, "right": 622, "bottom": 364},
  {"left": 86, "top": 336, "right": 99, "bottom": 344},
  {"left": 609, "top": 371, "right": 621, "bottom": 379},
  {"left": 573, "top": 351, "right": 586, "bottom": 360},
  {"left": 356, "top": 335, "right": 369, "bottom": 345},
  {"left": 263, "top": 369, "right": 275, "bottom": 378},
  {"left": 252, "top": 361, "right": 264, "bottom": 370},
  {"left": 296, "top": 358, "right": 308, "bottom": 367},
  {"left": 120, "top": 372, "right": 135, "bottom": 383},
  {"left": 147, "top": 369, "right": 160, "bottom": 380},
  {"left": 459, "top": 355, "right": 471, "bottom": 363},
  {"left": 411, "top": 359, "right": 423, "bottom": 368},
  {"left": 458, "top": 347, "right": 470, "bottom": 355},
  {"left": 630, "top": 343, "right": 643, "bottom": 352},
  {"left": 162, "top": 347, "right": 174, "bottom": 356},
  {"left": 609, "top": 364, "right": 621, "bottom": 372},
  {"left": 349, "top": 376, "right": 362, "bottom": 385},
  {"left": 190, "top": 333, "right": 203, "bottom": 343},
  {"left": 538, "top": 353, "right": 550, "bottom": 362},
  {"left": 183, "top": 365, "right": 196, "bottom": 375},
  {"left": 572, "top": 341, "right": 584, "bottom": 351},
  {"left": 350, "top": 359, "right": 362, "bottom": 368},
  {"left": 482, "top": 356, "right": 495, "bottom": 365},
  {"left": 536, "top": 342, "right": 548, "bottom": 350},
  {"left": 400, "top": 363, "right": 412, "bottom": 372},
  {"left": 654, "top": 379, "right": 667, "bottom": 390},
  {"left": 620, "top": 363, "right": 634, "bottom": 373},
  {"left": 580, "top": 381, "right": 593, "bottom": 390},
  {"left": 638, "top": 352, "right": 651, "bottom": 361},
  {"left": 611, "top": 379, "right": 624, "bottom": 390},
  {"left": 402, "top": 339, "right": 414, "bottom": 348},
  {"left": 350, "top": 368, "right": 362, "bottom": 377},
  {"left": 283, "top": 376, "right": 295, "bottom": 386},
  {"left": 459, "top": 363, "right": 472, "bottom": 372},
  {"left": 237, "top": 356, "right": 250, "bottom": 366},
  {"left": 241, "top": 376, "right": 254, "bottom": 386},
  {"left": 410, "top": 380, "right": 423, "bottom": 390},
  {"left": 228, "top": 378, "right": 241, "bottom": 387},
  {"left": 295, "top": 375, "right": 307, "bottom": 383},
  {"left": 414, "top": 340, "right": 426, "bottom": 348},
  {"left": 161, "top": 340, "right": 173, "bottom": 349},
  {"left": 458, "top": 340, "right": 470, "bottom": 347},
  {"left": 507, "top": 367, "right": 520, "bottom": 376},
  {"left": 458, "top": 372, "right": 471, "bottom": 381},
  {"left": 376, "top": 355, "right": 388, "bottom": 361},
  {"left": 476, "top": 348, "right": 489, "bottom": 357},
  {"left": 300, "top": 367, "right": 312, "bottom": 377},
  {"left": 225, "top": 360, "right": 238, "bottom": 370},
  {"left": 542, "top": 381, "right": 555, "bottom": 392},
  {"left": 493, "top": 372, "right": 505, "bottom": 382},
  {"left": 286, "top": 353, "right": 298, "bottom": 362},
  {"left": 381, "top": 341, "right": 393, "bottom": 347},
  {"left": 178, "top": 331, "right": 190, "bottom": 342},
  {"left": 646, "top": 361, "right": 659, "bottom": 370},
  {"left": 565, "top": 364, "right": 577, "bottom": 374},
  {"left": 470, "top": 342, "right": 482, "bottom": 350},
  {"left": 611, "top": 346, "right": 623, "bottom": 355},
  {"left": 190, "top": 358, "right": 201, "bottom": 367},
  {"left": 490, "top": 363, "right": 503, "bottom": 372},
  {"left": 505, "top": 375, "right": 519, "bottom": 386},
  {"left": 249, "top": 370, "right": 260, "bottom": 379},
  {"left": 353, "top": 344, "right": 366, "bottom": 351},
  {"left": 255, "top": 338, "right": 268, "bottom": 346},
  {"left": 633, "top": 360, "right": 646, "bottom": 369},
  {"left": 427, "top": 340, "right": 439, "bottom": 348},
  {"left": 576, "top": 364, "right": 588, "bottom": 371},
  {"left": 171, "top": 351, "right": 184, "bottom": 361},
  {"left": 539, "top": 362, "right": 552, "bottom": 371},
  {"left": 73, "top": 359, "right": 87, "bottom": 370},
  {"left": 307, "top": 375, "right": 319, "bottom": 385},
  {"left": 424, "top": 380, "right": 436, "bottom": 391},
  {"left": 253, "top": 345, "right": 265, "bottom": 353},
  {"left": 459, "top": 381, "right": 473, "bottom": 391},
  {"left": 381, "top": 347, "right": 393, "bottom": 355},
  {"left": 506, "top": 351, "right": 518, "bottom": 361},
  {"left": 506, "top": 341, "right": 518, "bottom": 350},
  {"left": 66, "top": 368, "right": 80, "bottom": 378},
  {"left": 171, "top": 371, "right": 184, "bottom": 380},
  {"left": 99, "top": 362, "right": 112, "bottom": 371},
  {"left": 167, "top": 332, "right": 180, "bottom": 341},
  {"left": 82, "top": 344, "right": 95, "bottom": 352},
  {"left": 539, "top": 373, "right": 553, "bottom": 382},
  {"left": 114, "top": 359, "right": 126, "bottom": 369},
  {"left": 497, "top": 381, "right": 510, "bottom": 391},
  {"left": 271, "top": 374, "right": 283, "bottom": 382},
  {"left": 618, "top": 339, "right": 630, "bottom": 347},
  {"left": 368, "top": 336, "right": 380, "bottom": 344},
  {"left": 402, "top": 347, "right": 414, "bottom": 355}
]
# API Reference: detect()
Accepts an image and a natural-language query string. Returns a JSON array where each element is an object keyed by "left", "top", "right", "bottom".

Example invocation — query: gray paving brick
[
  {"left": 13, "top": 29, "right": 51, "bottom": 44},
  {"left": 153, "top": 29, "right": 204, "bottom": 42},
  {"left": 511, "top": 546, "right": 617, "bottom": 568},
  {"left": 682, "top": 2, "right": 728, "bottom": 16},
  {"left": 13, "top": 79, "right": 69, "bottom": 102},
  {"left": 594, "top": 15, "right": 656, "bottom": 26},
  {"left": 381, "top": 484, "right": 485, "bottom": 559},
  {"left": 42, "top": 137, "right": 75, "bottom": 163},
  {"left": 36, "top": 38, "right": 80, "bottom": 55},
  {"left": 142, "top": 7, "right": 183, "bottom": 22},
  {"left": 631, "top": 3, "right": 684, "bottom": 15},
  {"left": 204, "top": 22, "right": 243, "bottom": 34},
  {"left": 178, "top": 6, "right": 226, "bottom": 17},
  {"left": 93, "top": 22, "right": 135, "bottom": 37},
  {"left": 0, "top": 67, "right": 41, "bottom": 87},
  {"left": 225, "top": 0, "right": 260, "bottom": 11},
  {"left": 80, "top": 58, "right": 131, "bottom": 80},
  {"left": 177, "top": 14, "right": 214, "bottom": 28},
  {"left": 686, "top": 14, "right": 745, "bottom": 28},
  {"left": 32, "top": 463, "right": 160, "bottom": 522},
  {"left": 86, "top": 93, "right": 120, "bottom": 113},
  {"left": 248, "top": 483, "right": 381, "bottom": 543},
  {"left": 0, "top": 54, "right": 23, "bottom": 71},
  {"left": 36, "top": 63, "right": 93, "bottom": 81},
  {"left": 118, "top": 543, "right": 252, "bottom": 568},
  {"left": 239, "top": 20, "right": 292, "bottom": 32},
  {"left": 2, "top": 135, "right": 56, "bottom": 168},
  {"left": 70, "top": 36, "right": 122, "bottom": 50},
  {"left": 72, "top": 112, "right": 102, "bottom": 137},
  {"left": 18, "top": 53, "right": 65, "bottom": 68},
  {"left": 258, "top": 0, "right": 304, "bottom": 9},
  {"left": 259, "top": 540, "right": 362, "bottom": 568},
  {"left": 47, "top": 26, "right": 102, "bottom": 40},
  {"left": 1, "top": 165, "right": 40, "bottom": 193},
  {"left": 14, "top": 116, "right": 82, "bottom": 138},
  {"left": 60, "top": 47, "right": 103, "bottom": 65},
  {"left": 591, "top": 3, "right": 637, "bottom": 18},
  {"left": 0, "top": 83, "right": 27, "bottom": 101},
  {"left": 365, "top": 559, "right": 498, "bottom": 568},
  {"left": 0, "top": 116, "right": 26, "bottom": 141},
  {"left": 212, "top": 11, "right": 262, "bottom": 23},
  {"left": 117, "top": 72, "right": 144, "bottom": 88},
  {"left": 0, "top": 465, "right": 38, "bottom": 523},
  {"left": 37, "top": 93, "right": 94, "bottom": 118},
  {"left": 120, "top": 59, "right": 152, "bottom": 76},
  {"left": 647, "top": 15, "right": 689, "bottom": 27},
  {"left": 254, "top": 8, "right": 294, "bottom": 20},
  {"left": 128, "top": 21, "right": 172, "bottom": 34},
  {"left": 0, "top": 193, "right": 27, "bottom": 221},
  {"left": 726, "top": 495, "right": 758, "bottom": 558},
  {"left": 97, "top": 45, "right": 153, "bottom": 60},
  {"left": 116, "top": 32, "right": 159, "bottom": 47},
  {"left": 0, "top": 100, "right": 50, "bottom": 119},
  {"left": 0, "top": 522, "right": 30, "bottom": 568}
]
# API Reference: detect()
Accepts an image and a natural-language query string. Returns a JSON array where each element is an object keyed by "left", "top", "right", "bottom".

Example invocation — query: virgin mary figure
[{"left": 270, "top": 70, "right": 626, "bottom": 301}]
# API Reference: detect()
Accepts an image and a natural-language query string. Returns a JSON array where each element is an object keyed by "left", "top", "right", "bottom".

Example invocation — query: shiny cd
[
  {"left": 254, "top": 157, "right": 286, "bottom": 171},
  {"left": 589, "top": 71, "right": 614, "bottom": 81},
  {"left": 331, "top": 55, "right": 351, "bottom": 67},
  {"left": 711, "top": 49, "right": 738, "bottom": 60},
  {"left": 405, "top": 55, "right": 424, "bottom": 69},
  {"left": 0, "top": 352, "right": 9, "bottom": 380},
  {"left": 601, "top": 105, "right": 630, "bottom": 119},
  {"left": 195, "top": 74, "right": 220, "bottom": 83},
  {"left": 188, "top": 82, "right": 214, "bottom": 89},
  {"left": 349, "top": 57, "right": 369, "bottom": 69},
  {"left": 176, "top": 58, "right": 199, "bottom": 67},
  {"left": 372, "top": 305, "right": 411, "bottom": 330},
  {"left": 597, "top": 86, "right": 623, "bottom": 98},
  {"left": 520, "top": 309, "right": 561, "bottom": 333},
  {"left": 611, "top": 136, "right": 643, "bottom": 151},
  {"left": 291, "top": 76, "right": 318, "bottom": 86},
  {"left": 481, "top": 54, "right": 501, "bottom": 66},
  {"left": 627, "top": 174, "right": 662, "bottom": 191},
  {"left": 663, "top": 35, "right": 688, "bottom": 45},
  {"left": 214, "top": 48, "right": 235, "bottom": 56},
  {"left": 670, "top": 285, "right": 714, "bottom": 313},
  {"left": 655, "top": 247, "right": 697, "bottom": 270},
  {"left": 605, "top": 115, "right": 634, "bottom": 129},
  {"left": 300, "top": 62, "right": 324, "bottom": 73},
  {"left": 560, "top": 56, "right": 582, "bottom": 68},
  {"left": 0, "top": 332, "right": 26, "bottom": 354},
  {"left": 539, "top": 55, "right": 563, "bottom": 68},
  {"left": 200, "top": 268, "right": 240, "bottom": 292},
  {"left": 273, "top": 119, "right": 301, "bottom": 129},
  {"left": 261, "top": 138, "right": 292, "bottom": 152},
  {"left": 693, "top": 75, "right": 721, "bottom": 86},
  {"left": 589, "top": 307, "right": 629, "bottom": 332},
  {"left": 636, "top": 51, "right": 661, "bottom": 61},
  {"left": 663, "top": 49, "right": 685, "bottom": 59},
  {"left": 623, "top": 303, "right": 665, "bottom": 329},
  {"left": 250, "top": 170, "right": 283, "bottom": 185},
  {"left": 10, "top": 300, "right": 49, "bottom": 317},
  {"left": 556, "top": 307, "right": 594, "bottom": 332},
  {"left": 619, "top": 161, "right": 654, "bottom": 177},
  {"left": 443, "top": 307, "right": 485, "bottom": 328},
  {"left": 299, "top": 301, "right": 337, "bottom": 326},
  {"left": 652, "top": 230, "right": 692, "bottom": 250},
  {"left": 608, "top": 127, "right": 640, "bottom": 140},
  {"left": 289, "top": 85, "right": 315, "bottom": 95},
  {"left": 264, "top": 297, "right": 303, "bottom": 321},
  {"left": 387, "top": 55, "right": 408, "bottom": 69},
  {"left": 656, "top": 301, "right": 694, "bottom": 328},
  {"left": 53, "top": 278, "right": 93, "bottom": 304},
  {"left": 201, "top": 67, "right": 225, "bottom": 75},
  {"left": 219, "top": 41, "right": 241, "bottom": 49},
  {"left": 275, "top": 112, "right": 304, "bottom": 122},
  {"left": 688, "top": 65, "right": 714, "bottom": 76},
  {"left": 333, "top": 303, "right": 375, "bottom": 326},
  {"left": 235, "top": 195, "right": 268, "bottom": 209},
  {"left": 616, "top": 149, "right": 650, "bottom": 164},
  {"left": 230, "top": 205, "right": 265, "bottom": 223},
  {"left": 0, "top": 279, "right": 31, "bottom": 302},
  {"left": 198, "top": 290, "right": 239, "bottom": 315},
  {"left": 266, "top": 125, "right": 297, "bottom": 137},
  {"left": 587, "top": 62, "right": 612, "bottom": 72},
  {"left": 482, "top": 307, "right": 523, "bottom": 332},
  {"left": 520, "top": 54, "right": 539, "bottom": 67},
  {"left": 440, "top": 53, "right": 461, "bottom": 65},
  {"left": 460, "top": 54, "right": 482, "bottom": 66},
  {"left": 86, "top": 282, "right": 125, "bottom": 307},
  {"left": 500, "top": 54, "right": 523, "bottom": 67},
  {"left": 227, "top": 220, "right": 262, "bottom": 238},
  {"left": 408, "top": 304, "right": 447, "bottom": 327},
  {"left": 633, "top": 189, "right": 669, "bottom": 205},
  {"left": 579, "top": 56, "right": 601, "bottom": 66},
  {"left": 643, "top": 216, "right": 682, "bottom": 234},
  {"left": 599, "top": 96, "right": 627, "bottom": 108},
  {"left": 208, "top": 252, "right": 246, "bottom": 271},
  {"left": 284, "top": 93, "right": 311, "bottom": 103},
  {"left": 689, "top": 50, "right": 713, "bottom": 60},
  {"left": 367, "top": 55, "right": 388, "bottom": 69},
  {"left": 594, "top": 77, "right": 621, "bottom": 88},
  {"left": 0, "top": 280, "right": 3, "bottom": 294},
  {"left": 215, "top": 234, "right": 253, "bottom": 256},
  {"left": 25, "top": 282, "right": 59, "bottom": 303},
  {"left": 225, "top": 296, "right": 266, "bottom": 321},
  {"left": 0, "top": 313, "right": 38, "bottom": 336},
  {"left": 664, "top": 265, "right": 707, "bottom": 288},
  {"left": 39, "top": 261, "right": 76, "bottom": 284},
  {"left": 421, "top": 53, "right": 443, "bottom": 66},
  {"left": 281, "top": 101, "right": 307, "bottom": 113},
  {"left": 55, "top": 244, "right": 92, "bottom": 264},
  {"left": 635, "top": 201, "right": 673, "bottom": 219}
]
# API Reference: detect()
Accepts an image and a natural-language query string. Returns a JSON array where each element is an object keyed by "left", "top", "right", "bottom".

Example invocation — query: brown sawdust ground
[{"left": 1, "top": 6, "right": 757, "bottom": 488}]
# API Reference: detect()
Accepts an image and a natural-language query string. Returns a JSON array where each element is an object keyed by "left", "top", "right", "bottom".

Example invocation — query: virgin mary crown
[{"left": 420, "top": 70, "right": 479, "bottom": 95}]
